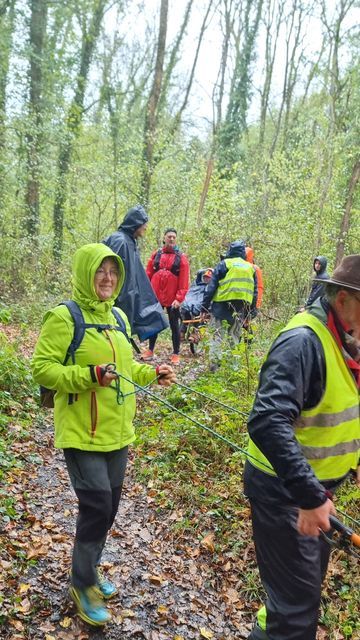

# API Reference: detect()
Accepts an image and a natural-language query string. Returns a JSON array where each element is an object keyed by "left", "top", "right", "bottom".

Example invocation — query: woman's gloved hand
[{"left": 93, "top": 363, "right": 119, "bottom": 387}]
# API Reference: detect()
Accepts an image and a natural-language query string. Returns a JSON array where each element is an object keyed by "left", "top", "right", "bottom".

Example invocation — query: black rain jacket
[
  {"left": 181, "top": 269, "right": 210, "bottom": 317},
  {"left": 103, "top": 206, "right": 168, "bottom": 340},
  {"left": 304, "top": 255, "right": 329, "bottom": 307}
]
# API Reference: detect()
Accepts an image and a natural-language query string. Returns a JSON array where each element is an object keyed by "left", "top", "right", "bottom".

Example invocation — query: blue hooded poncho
[{"left": 103, "top": 205, "right": 168, "bottom": 340}]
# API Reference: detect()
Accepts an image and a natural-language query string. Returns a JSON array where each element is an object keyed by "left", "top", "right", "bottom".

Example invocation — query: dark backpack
[
  {"left": 40, "top": 300, "right": 132, "bottom": 408},
  {"left": 153, "top": 249, "right": 182, "bottom": 276}
]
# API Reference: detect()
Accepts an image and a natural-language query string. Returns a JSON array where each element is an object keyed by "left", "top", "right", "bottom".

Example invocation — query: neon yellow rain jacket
[{"left": 32, "top": 243, "right": 156, "bottom": 451}]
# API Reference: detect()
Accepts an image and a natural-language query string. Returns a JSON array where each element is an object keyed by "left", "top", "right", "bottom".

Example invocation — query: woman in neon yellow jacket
[{"left": 32, "top": 243, "right": 174, "bottom": 627}]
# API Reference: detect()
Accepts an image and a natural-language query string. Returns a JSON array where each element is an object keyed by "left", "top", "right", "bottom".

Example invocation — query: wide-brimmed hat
[{"left": 324, "top": 255, "right": 360, "bottom": 292}]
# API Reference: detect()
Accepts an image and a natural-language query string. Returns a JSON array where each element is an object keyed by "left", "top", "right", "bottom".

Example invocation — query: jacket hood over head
[
  {"left": 119, "top": 205, "right": 148, "bottom": 236},
  {"left": 195, "top": 269, "right": 207, "bottom": 284},
  {"left": 313, "top": 255, "right": 328, "bottom": 274},
  {"left": 226, "top": 240, "right": 246, "bottom": 259},
  {"left": 71, "top": 243, "right": 125, "bottom": 312}
]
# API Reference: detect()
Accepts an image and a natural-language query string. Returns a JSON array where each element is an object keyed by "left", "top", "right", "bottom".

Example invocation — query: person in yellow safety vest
[
  {"left": 202, "top": 240, "right": 257, "bottom": 371},
  {"left": 245, "top": 254, "right": 360, "bottom": 640}
]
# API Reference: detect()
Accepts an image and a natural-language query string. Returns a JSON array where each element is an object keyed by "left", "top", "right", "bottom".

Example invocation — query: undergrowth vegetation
[{"left": 0, "top": 318, "right": 359, "bottom": 638}]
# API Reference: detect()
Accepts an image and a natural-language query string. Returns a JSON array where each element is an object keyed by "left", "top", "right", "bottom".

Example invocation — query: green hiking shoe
[
  {"left": 96, "top": 567, "right": 118, "bottom": 599},
  {"left": 69, "top": 585, "right": 111, "bottom": 626}
]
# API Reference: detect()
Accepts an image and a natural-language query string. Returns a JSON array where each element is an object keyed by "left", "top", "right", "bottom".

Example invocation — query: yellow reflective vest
[
  {"left": 248, "top": 312, "right": 360, "bottom": 481},
  {"left": 213, "top": 257, "right": 254, "bottom": 304}
]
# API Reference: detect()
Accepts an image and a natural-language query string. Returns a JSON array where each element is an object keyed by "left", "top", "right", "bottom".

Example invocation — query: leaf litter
[{"left": 0, "top": 339, "right": 255, "bottom": 639}]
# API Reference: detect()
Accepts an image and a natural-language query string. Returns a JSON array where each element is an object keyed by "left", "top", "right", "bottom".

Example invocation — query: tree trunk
[
  {"left": 269, "top": 0, "right": 305, "bottom": 157},
  {"left": 171, "top": 0, "right": 213, "bottom": 137},
  {"left": 335, "top": 158, "right": 360, "bottom": 266},
  {"left": 140, "top": 0, "right": 168, "bottom": 207},
  {"left": 25, "top": 0, "right": 48, "bottom": 240},
  {"left": 197, "top": 0, "right": 233, "bottom": 223},
  {"left": 158, "top": 0, "right": 192, "bottom": 116},
  {"left": 259, "top": 0, "right": 284, "bottom": 147},
  {"left": 53, "top": 0, "right": 107, "bottom": 261},
  {"left": 217, "top": 0, "right": 264, "bottom": 170},
  {"left": 0, "top": 0, "right": 15, "bottom": 222}
]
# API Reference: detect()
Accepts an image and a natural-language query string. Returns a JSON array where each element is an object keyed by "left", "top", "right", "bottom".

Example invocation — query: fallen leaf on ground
[
  {"left": 157, "top": 605, "right": 169, "bottom": 615},
  {"left": 200, "top": 533, "right": 215, "bottom": 553},
  {"left": 121, "top": 609, "right": 136, "bottom": 618},
  {"left": 59, "top": 616, "right": 72, "bottom": 628}
]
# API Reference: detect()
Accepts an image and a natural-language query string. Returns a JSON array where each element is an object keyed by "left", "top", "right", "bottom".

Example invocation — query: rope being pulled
[
  {"left": 109, "top": 364, "right": 360, "bottom": 528},
  {"left": 106, "top": 366, "right": 360, "bottom": 550},
  {"left": 109, "top": 369, "right": 271, "bottom": 471}
]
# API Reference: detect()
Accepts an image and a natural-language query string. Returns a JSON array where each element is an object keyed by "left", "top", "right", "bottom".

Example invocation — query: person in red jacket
[{"left": 144, "top": 228, "right": 190, "bottom": 364}]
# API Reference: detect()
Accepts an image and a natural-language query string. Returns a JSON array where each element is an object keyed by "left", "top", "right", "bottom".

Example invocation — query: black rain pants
[
  {"left": 64, "top": 447, "right": 128, "bottom": 590},
  {"left": 248, "top": 498, "right": 331, "bottom": 640}
]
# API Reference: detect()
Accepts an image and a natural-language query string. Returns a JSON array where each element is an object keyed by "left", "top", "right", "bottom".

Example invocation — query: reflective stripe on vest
[
  {"left": 213, "top": 258, "right": 254, "bottom": 303},
  {"left": 248, "top": 312, "right": 360, "bottom": 481}
]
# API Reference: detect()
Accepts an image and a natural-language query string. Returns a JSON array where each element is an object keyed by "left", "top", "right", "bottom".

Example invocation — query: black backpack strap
[
  {"left": 59, "top": 300, "right": 85, "bottom": 364},
  {"left": 170, "top": 250, "right": 182, "bottom": 276},
  {"left": 111, "top": 308, "right": 129, "bottom": 341},
  {"left": 153, "top": 248, "right": 182, "bottom": 276},
  {"left": 111, "top": 308, "right": 140, "bottom": 353},
  {"left": 153, "top": 249, "right": 162, "bottom": 272}
]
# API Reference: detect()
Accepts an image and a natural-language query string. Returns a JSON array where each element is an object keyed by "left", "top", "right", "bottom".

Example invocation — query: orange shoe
[
  {"left": 142, "top": 349, "right": 154, "bottom": 361},
  {"left": 170, "top": 353, "right": 180, "bottom": 365}
]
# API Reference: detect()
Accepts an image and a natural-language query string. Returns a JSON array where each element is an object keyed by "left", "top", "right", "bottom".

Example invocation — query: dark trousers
[
  {"left": 248, "top": 498, "right": 331, "bottom": 640},
  {"left": 64, "top": 447, "right": 128, "bottom": 589},
  {"left": 149, "top": 306, "right": 181, "bottom": 354}
]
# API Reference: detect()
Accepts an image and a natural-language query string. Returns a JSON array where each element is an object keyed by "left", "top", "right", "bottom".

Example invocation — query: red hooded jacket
[
  {"left": 146, "top": 247, "right": 190, "bottom": 307},
  {"left": 245, "top": 247, "right": 264, "bottom": 308}
]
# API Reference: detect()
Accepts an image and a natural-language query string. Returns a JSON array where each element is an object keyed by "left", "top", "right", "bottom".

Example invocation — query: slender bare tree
[
  {"left": 25, "top": 0, "right": 48, "bottom": 240},
  {"left": 53, "top": 0, "right": 108, "bottom": 261},
  {"left": 140, "top": 0, "right": 168, "bottom": 206}
]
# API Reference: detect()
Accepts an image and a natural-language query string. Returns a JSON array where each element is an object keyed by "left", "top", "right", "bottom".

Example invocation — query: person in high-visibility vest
[
  {"left": 202, "top": 240, "right": 257, "bottom": 371},
  {"left": 245, "top": 254, "right": 360, "bottom": 640}
]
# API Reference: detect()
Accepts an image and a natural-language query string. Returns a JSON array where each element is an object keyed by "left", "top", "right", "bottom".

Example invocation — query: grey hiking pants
[
  {"left": 209, "top": 315, "right": 244, "bottom": 363},
  {"left": 248, "top": 498, "right": 331, "bottom": 640},
  {"left": 64, "top": 447, "right": 128, "bottom": 590}
]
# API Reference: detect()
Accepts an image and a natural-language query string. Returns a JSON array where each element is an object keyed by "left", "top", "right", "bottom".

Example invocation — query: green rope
[
  {"left": 108, "top": 368, "right": 159, "bottom": 405},
  {"left": 109, "top": 368, "right": 360, "bottom": 529},
  {"left": 174, "top": 380, "right": 249, "bottom": 417},
  {"left": 115, "top": 370, "right": 274, "bottom": 472}
]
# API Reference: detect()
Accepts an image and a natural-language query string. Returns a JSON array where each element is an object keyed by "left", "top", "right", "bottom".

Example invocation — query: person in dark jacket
[
  {"left": 103, "top": 205, "right": 168, "bottom": 341},
  {"left": 180, "top": 268, "right": 213, "bottom": 335},
  {"left": 144, "top": 228, "right": 190, "bottom": 365},
  {"left": 245, "top": 254, "right": 360, "bottom": 640},
  {"left": 202, "top": 240, "right": 257, "bottom": 369},
  {"left": 304, "top": 255, "right": 329, "bottom": 308}
]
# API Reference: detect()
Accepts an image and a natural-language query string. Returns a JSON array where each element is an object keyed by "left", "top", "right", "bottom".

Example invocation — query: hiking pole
[{"left": 173, "top": 380, "right": 249, "bottom": 418}]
